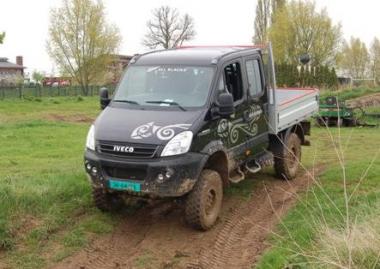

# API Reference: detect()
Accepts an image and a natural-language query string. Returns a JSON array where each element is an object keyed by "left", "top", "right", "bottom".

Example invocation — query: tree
[
  {"left": 47, "top": 0, "right": 121, "bottom": 95},
  {"left": 253, "top": 0, "right": 285, "bottom": 43},
  {"left": 143, "top": 6, "right": 196, "bottom": 49},
  {"left": 32, "top": 70, "right": 45, "bottom": 86},
  {"left": 339, "top": 37, "right": 369, "bottom": 79},
  {"left": 271, "top": 0, "right": 286, "bottom": 16},
  {"left": 0, "top": 32, "right": 5, "bottom": 44},
  {"left": 370, "top": 37, "right": 380, "bottom": 84},
  {"left": 253, "top": 0, "right": 271, "bottom": 43},
  {"left": 268, "top": 0, "right": 341, "bottom": 65}
]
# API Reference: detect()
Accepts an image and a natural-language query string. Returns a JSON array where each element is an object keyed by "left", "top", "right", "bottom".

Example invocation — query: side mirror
[
  {"left": 217, "top": 92, "right": 234, "bottom": 118},
  {"left": 299, "top": 54, "right": 311, "bottom": 65},
  {"left": 100, "top": 87, "right": 110, "bottom": 110}
]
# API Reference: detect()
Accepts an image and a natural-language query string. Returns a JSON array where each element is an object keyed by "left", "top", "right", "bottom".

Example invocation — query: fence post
[{"left": 19, "top": 87, "right": 22, "bottom": 99}]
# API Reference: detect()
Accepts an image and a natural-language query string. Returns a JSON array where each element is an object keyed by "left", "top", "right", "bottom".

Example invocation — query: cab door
[
  {"left": 242, "top": 55, "right": 269, "bottom": 156},
  {"left": 215, "top": 58, "right": 249, "bottom": 162}
]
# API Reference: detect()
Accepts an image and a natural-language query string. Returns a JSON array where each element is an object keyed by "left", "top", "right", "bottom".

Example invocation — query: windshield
[{"left": 113, "top": 65, "right": 215, "bottom": 108}]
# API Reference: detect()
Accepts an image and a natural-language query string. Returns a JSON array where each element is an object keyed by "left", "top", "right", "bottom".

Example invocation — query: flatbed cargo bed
[{"left": 272, "top": 88, "right": 319, "bottom": 132}]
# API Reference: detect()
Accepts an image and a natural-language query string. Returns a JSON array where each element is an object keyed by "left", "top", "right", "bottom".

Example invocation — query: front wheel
[
  {"left": 185, "top": 169, "right": 223, "bottom": 230},
  {"left": 273, "top": 132, "right": 302, "bottom": 180}
]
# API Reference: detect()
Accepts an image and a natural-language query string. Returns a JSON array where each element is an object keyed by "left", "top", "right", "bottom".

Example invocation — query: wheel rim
[{"left": 205, "top": 189, "right": 217, "bottom": 216}]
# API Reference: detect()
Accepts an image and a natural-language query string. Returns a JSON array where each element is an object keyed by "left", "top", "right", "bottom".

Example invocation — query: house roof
[{"left": 0, "top": 57, "right": 24, "bottom": 69}]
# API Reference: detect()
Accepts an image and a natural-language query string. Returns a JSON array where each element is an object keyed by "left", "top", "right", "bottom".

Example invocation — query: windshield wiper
[
  {"left": 145, "top": 100, "right": 186, "bottom": 111},
  {"left": 113, "top": 99, "right": 140, "bottom": 105}
]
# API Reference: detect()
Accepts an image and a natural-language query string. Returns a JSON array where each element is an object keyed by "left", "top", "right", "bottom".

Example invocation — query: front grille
[
  {"left": 98, "top": 140, "right": 158, "bottom": 158},
  {"left": 103, "top": 166, "right": 146, "bottom": 181}
]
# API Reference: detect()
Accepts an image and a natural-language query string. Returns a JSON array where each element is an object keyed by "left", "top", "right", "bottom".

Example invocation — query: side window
[
  {"left": 223, "top": 62, "right": 243, "bottom": 102},
  {"left": 246, "top": 59, "right": 263, "bottom": 96}
]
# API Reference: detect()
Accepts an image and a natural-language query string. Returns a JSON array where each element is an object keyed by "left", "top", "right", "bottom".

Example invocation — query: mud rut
[{"left": 53, "top": 167, "right": 322, "bottom": 269}]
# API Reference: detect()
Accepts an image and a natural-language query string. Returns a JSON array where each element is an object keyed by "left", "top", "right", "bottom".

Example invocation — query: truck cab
[{"left": 84, "top": 45, "right": 319, "bottom": 230}]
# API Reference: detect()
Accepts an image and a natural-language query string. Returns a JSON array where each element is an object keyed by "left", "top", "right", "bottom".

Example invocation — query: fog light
[
  {"left": 86, "top": 163, "right": 92, "bottom": 171},
  {"left": 157, "top": 173, "right": 164, "bottom": 183},
  {"left": 165, "top": 168, "right": 174, "bottom": 178},
  {"left": 91, "top": 166, "right": 98, "bottom": 176}
]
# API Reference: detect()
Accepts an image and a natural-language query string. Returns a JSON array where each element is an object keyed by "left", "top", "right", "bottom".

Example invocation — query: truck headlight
[
  {"left": 161, "top": 131, "right": 193, "bottom": 157},
  {"left": 86, "top": 125, "right": 95, "bottom": 151}
]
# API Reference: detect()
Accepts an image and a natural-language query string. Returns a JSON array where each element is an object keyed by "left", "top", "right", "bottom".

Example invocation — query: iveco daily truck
[{"left": 84, "top": 44, "right": 319, "bottom": 230}]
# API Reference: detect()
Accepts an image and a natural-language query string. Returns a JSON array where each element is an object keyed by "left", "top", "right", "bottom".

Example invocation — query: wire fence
[{"left": 0, "top": 86, "right": 116, "bottom": 100}]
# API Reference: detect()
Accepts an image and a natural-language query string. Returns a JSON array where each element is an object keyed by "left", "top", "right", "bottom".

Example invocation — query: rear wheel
[
  {"left": 185, "top": 169, "right": 223, "bottom": 230},
  {"left": 92, "top": 187, "right": 124, "bottom": 212},
  {"left": 273, "top": 133, "right": 302, "bottom": 180}
]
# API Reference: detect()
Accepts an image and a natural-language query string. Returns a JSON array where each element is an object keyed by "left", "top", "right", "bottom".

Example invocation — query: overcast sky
[{"left": 0, "top": 0, "right": 379, "bottom": 76}]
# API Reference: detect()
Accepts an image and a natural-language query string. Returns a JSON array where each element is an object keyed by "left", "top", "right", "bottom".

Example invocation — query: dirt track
[
  {"left": 53, "top": 167, "right": 322, "bottom": 269},
  {"left": 346, "top": 93, "right": 380, "bottom": 108}
]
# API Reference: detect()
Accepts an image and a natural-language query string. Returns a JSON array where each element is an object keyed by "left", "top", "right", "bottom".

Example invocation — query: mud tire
[
  {"left": 273, "top": 133, "right": 302, "bottom": 180},
  {"left": 185, "top": 169, "right": 223, "bottom": 231},
  {"left": 92, "top": 187, "right": 124, "bottom": 212}
]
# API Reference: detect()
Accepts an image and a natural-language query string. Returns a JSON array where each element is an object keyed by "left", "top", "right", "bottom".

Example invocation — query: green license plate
[{"left": 108, "top": 179, "right": 141, "bottom": 192}]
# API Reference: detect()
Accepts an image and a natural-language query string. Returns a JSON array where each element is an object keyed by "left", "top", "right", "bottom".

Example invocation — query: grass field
[
  {"left": 319, "top": 87, "right": 380, "bottom": 101},
  {"left": 0, "top": 89, "right": 379, "bottom": 268},
  {"left": 0, "top": 97, "right": 119, "bottom": 268},
  {"left": 255, "top": 127, "right": 380, "bottom": 268}
]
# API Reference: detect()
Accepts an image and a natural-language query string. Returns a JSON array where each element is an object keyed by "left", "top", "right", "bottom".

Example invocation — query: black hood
[{"left": 94, "top": 106, "right": 205, "bottom": 145}]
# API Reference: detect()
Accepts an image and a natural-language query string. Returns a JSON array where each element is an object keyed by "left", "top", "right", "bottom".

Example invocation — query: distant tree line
[
  {"left": 253, "top": 0, "right": 380, "bottom": 87},
  {"left": 339, "top": 37, "right": 380, "bottom": 84},
  {"left": 254, "top": 0, "right": 342, "bottom": 66}
]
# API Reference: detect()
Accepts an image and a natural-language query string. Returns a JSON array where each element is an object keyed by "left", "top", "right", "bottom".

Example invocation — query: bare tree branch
[{"left": 143, "top": 6, "right": 196, "bottom": 49}]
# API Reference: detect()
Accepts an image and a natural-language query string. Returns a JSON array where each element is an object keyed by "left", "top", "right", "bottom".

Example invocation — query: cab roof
[{"left": 133, "top": 46, "right": 261, "bottom": 66}]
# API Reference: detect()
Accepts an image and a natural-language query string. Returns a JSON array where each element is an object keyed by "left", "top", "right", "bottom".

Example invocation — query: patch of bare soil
[
  {"left": 45, "top": 113, "right": 94, "bottom": 123},
  {"left": 52, "top": 167, "right": 323, "bottom": 269},
  {"left": 346, "top": 93, "right": 380, "bottom": 108}
]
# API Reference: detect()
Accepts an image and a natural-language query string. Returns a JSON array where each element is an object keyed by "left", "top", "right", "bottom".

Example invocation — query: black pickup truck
[{"left": 84, "top": 44, "right": 319, "bottom": 230}]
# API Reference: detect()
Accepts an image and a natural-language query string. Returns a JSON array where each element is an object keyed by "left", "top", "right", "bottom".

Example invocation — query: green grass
[
  {"left": 255, "top": 127, "right": 380, "bottom": 268},
  {"left": 319, "top": 87, "right": 380, "bottom": 101},
  {"left": 0, "top": 96, "right": 99, "bottom": 124},
  {"left": 1, "top": 92, "right": 379, "bottom": 268},
  {"left": 134, "top": 251, "right": 157, "bottom": 269},
  {"left": 0, "top": 97, "right": 117, "bottom": 268}
]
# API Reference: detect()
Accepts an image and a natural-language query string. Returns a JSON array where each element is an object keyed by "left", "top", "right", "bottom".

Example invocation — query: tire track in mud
[
  {"left": 189, "top": 167, "right": 323, "bottom": 269},
  {"left": 53, "top": 167, "right": 323, "bottom": 269},
  {"left": 53, "top": 202, "right": 174, "bottom": 269}
]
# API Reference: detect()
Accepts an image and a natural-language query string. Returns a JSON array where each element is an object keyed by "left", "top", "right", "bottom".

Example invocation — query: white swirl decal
[
  {"left": 217, "top": 105, "right": 262, "bottom": 144},
  {"left": 156, "top": 124, "right": 192, "bottom": 140},
  {"left": 131, "top": 122, "right": 191, "bottom": 140},
  {"left": 217, "top": 119, "right": 229, "bottom": 138}
]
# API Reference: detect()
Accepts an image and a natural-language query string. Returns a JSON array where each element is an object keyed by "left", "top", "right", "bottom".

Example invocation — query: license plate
[{"left": 108, "top": 179, "right": 141, "bottom": 192}]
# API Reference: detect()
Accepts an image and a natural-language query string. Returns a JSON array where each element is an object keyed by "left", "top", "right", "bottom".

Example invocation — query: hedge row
[{"left": 275, "top": 64, "right": 338, "bottom": 89}]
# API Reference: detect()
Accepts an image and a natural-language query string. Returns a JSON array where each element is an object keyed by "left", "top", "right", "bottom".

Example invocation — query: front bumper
[{"left": 84, "top": 150, "right": 208, "bottom": 198}]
